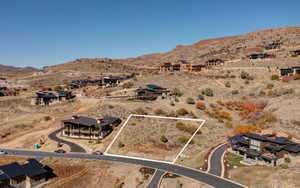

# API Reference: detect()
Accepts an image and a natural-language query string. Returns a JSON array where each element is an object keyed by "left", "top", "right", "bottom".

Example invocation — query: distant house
[
  {"left": 279, "top": 66, "right": 300, "bottom": 76},
  {"left": 32, "top": 90, "right": 75, "bottom": 106},
  {"left": 0, "top": 87, "right": 16, "bottom": 97},
  {"left": 184, "top": 64, "right": 205, "bottom": 72},
  {"left": 135, "top": 84, "right": 169, "bottom": 100},
  {"left": 61, "top": 116, "right": 122, "bottom": 139},
  {"left": 246, "top": 53, "right": 272, "bottom": 60},
  {"left": 205, "top": 59, "right": 224, "bottom": 67},
  {"left": 264, "top": 42, "right": 282, "bottom": 50},
  {"left": 0, "top": 159, "right": 52, "bottom": 188},
  {"left": 290, "top": 50, "right": 300, "bottom": 57},
  {"left": 31, "top": 92, "right": 58, "bottom": 106},
  {"left": 57, "top": 90, "right": 75, "bottom": 101},
  {"left": 229, "top": 133, "right": 300, "bottom": 166}
]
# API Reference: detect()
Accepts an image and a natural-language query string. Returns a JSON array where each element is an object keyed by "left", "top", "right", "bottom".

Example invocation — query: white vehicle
[{"left": 0, "top": 150, "right": 7, "bottom": 155}]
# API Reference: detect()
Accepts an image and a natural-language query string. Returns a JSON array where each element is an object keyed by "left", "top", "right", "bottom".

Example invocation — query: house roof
[
  {"left": 146, "top": 84, "right": 164, "bottom": 90},
  {"left": 36, "top": 92, "right": 58, "bottom": 99},
  {"left": 0, "top": 162, "right": 24, "bottom": 178},
  {"left": 57, "top": 90, "right": 72, "bottom": 97},
  {"left": 0, "top": 159, "right": 48, "bottom": 180},
  {"left": 284, "top": 144, "right": 300, "bottom": 153},
  {"left": 22, "top": 159, "right": 48, "bottom": 178},
  {"left": 63, "top": 116, "right": 120, "bottom": 127}
]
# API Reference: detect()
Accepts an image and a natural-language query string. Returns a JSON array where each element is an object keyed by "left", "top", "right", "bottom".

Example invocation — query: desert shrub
[
  {"left": 217, "top": 111, "right": 232, "bottom": 121},
  {"left": 280, "top": 163, "right": 289, "bottom": 169},
  {"left": 175, "top": 122, "right": 197, "bottom": 134},
  {"left": 133, "top": 107, "right": 147, "bottom": 115},
  {"left": 122, "top": 82, "right": 134, "bottom": 89},
  {"left": 43, "top": 116, "right": 52, "bottom": 121},
  {"left": 154, "top": 108, "right": 166, "bottom": 115},
  {"left": 225, "top": 121, "right": 233, "bottom": 128},
  {"left": 271, "top": 74, "right": 279, "bottom": 81},
  {"left": 285, "top": 157, "right": 291, "bottom": 163},
  {"left": 201, "top": 88, "right": 214, "bottom": 97},
  {"left": 160, "top": 135, "right": 168, "bottom": 143},
  {"left": 174, "top": 97, "right": 179, "bottom": 102},
  {"left": 294, "top": 74, "right": 300, "bottom": 80},
  {"left": 108, "top": 105, "right": 114, "bottom": 109},
  {"left": 186, "top": 97, "right": 195, "bottom": 104},
  {"left": 198, "top": 94, "right": 205, "bottom": 100},
  {"left": 196, "top": 102, "right": 206, "bottom": 110},
  {"left": 244, "top": 80, "right": 250, "bottom": 85},
  {"left": 176, "top": 108, "right": 189, "bottom": 116},
  {"left": 172, "top": 88, "right": 183, "bottom": 97},
  {"left": 232, "top": 90, "right": 239, "bottom": 95},
  {"left": 259, "top": 90, "right": 266, "bottom": 96},
  {"left": 282, "top": 88, "right": 294, "bottom": 95},
  {"left": 118, "top": 142, "right": 125, "bottom": 148},
  {"left": 176, "top": 122, "right": 185, "bottom": 131},
  {"left": 170, "top": 101, "right": 175, "bottom": 106},
  {"left": 240, "top": 71, "right": 251, "bottom": 80},
  {"left": 225, "top": 82, "right": 231, "bottom": 88},
  {"left": 266, "top": 83, "right": 274, "bottom": 89}
]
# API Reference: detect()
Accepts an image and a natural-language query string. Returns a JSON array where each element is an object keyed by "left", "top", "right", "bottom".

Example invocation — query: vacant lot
[{"left": 108, "top": 116, "right": 203, "bottom": 162}]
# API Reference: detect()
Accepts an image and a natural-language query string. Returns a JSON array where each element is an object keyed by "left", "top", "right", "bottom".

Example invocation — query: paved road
[
  {"left": 146, "top": 170, "right": 165, "bottom": 188},
  {"left": 0, "top": 148, "right": 246, "bottom": 188},
  {"left": 48, "top": 128, "right": 86, "bottom": 153},
  {"left": 208, "top": 144, "right": 227, "bottom": 177}
]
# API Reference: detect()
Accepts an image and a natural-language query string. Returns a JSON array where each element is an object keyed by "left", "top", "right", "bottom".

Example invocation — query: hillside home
[
  {"left": 57, "top": 90, "right": 75, "bottom": 101},
  {"left": 0, "top": 159, "right": 52, "bottom": 188},
  {"left": 0, "top": 87, "right": 15, "bottom": 97},
  {"left": 61, "top": 116, "right": 121, "bottom": 139},
  {"left": 135, "top": 84, "right": 169, "bottom": 100},
  {"left": 264, "top": 42, "right": 282, "bottom": 50},
  {"left": 31, "top": 92, "right": 58, "bottom": 106},
  {"left": 279, "top": 66, "right": 300, "bottom": 76},
  {"left": 246, "top": 53, "right": 272, "bottom": 60},
  {"left": 205, "top": 59, "right": 224, "bottom": 67},
  {"left": 229, "top": 133, "right": 300, "bottom": 166},
  {"left": 290, "top": 50, "right": 300, "bottom": 57},
  {"left": 184, "top": 64, "right": 205, "bottom": 72}
]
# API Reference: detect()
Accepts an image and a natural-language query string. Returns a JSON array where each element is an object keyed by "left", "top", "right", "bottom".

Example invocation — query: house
[
  {"left": 159, "top": 63, "right": 172, "bottom": 72},
  {"left": 57, "top": 90, "right": 75, "bottom": 101},
  {"left": 246, "top": 53, "right": 271, "bottom": 60},
  {"left": 135, "top": 84, "right": 169, "bottom": 100},
  {"left": 184, "top": 64, "right": 205, "bottom": 72},
  {"left": 0, "top": 159, "right": 51, "bottom": 188},
  {"left": 264, "top": 42, "right": 282, "bottom": 50},
  {"left": 31, "top": 92, "right": 58, "bottom": 106},
  {"left": 0, "top": 87, "right": 16, "bottom": 97},
  {"left": 229, "top": 133, "right": 300, "bottom": 166},
  {"left": 205, "top": 59, "right": 224, "bottom": 67},
  {"left": 279, "top": 66, "right": 300, "bottom": 76},
  {"left": 61, "top": 116, "right": 122, "bottom": 139},
  {"left": 290, "top": 50, "right": 300, "bottom": 57}
]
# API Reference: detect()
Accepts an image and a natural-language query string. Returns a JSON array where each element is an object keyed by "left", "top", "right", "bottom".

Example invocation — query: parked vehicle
[
  {"left": 54, "top": 149, "right": 66, "bottom": 153},
  {"left": 0, "top": 150, "right": 7, "bottom": 155},
  {"left": 93, "top": 151, "right": 103, "bottom": 155}
]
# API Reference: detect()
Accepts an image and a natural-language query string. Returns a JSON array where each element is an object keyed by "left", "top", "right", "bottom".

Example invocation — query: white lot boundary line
[
  {"left": 105, "top": 153, "right": 173, "bottom": 164},
  {"left": 104, "top": 114, "right": 133, "bottom": 154},
  {"left": 104, "top": 114, "right": 205, "bottom": 165}
]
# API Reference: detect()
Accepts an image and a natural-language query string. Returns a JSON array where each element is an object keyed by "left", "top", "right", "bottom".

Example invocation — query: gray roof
[{"left": 63, "top": 116, "right": 121, "bottom": 127}]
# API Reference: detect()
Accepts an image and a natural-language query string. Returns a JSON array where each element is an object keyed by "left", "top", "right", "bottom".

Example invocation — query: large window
[{"left": 250, "top": 139, "right": 261, "bottom": 151}]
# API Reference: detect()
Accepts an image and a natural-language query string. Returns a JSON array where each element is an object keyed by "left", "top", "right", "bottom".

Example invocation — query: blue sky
[{"left": 0, "top": 0, "right": 299, "bottom": 68}]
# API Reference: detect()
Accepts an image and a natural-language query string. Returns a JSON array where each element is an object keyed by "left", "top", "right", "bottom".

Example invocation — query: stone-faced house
[
  {"left": 205, "top": 59, "right": 224, "bottom": 67},
  {"left": 0, "top": 159, "right": 50, "bottom": 188},
  {"left": 61, "top": 116, "right": 122, "bottom": 139},
  {"left": 229, "top": 133, "right": 300, "bottom": 166},
  {"left": 290, "top": 50, "right": 300, "bottom": 57}
]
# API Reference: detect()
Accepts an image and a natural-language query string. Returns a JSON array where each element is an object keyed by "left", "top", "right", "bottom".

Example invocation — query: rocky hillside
[
  {"left": 0, "top": 64, "right": 38, "bottom": 78},
  {"left": 45, "top": 25, "right": 300, "bottom": 72}
]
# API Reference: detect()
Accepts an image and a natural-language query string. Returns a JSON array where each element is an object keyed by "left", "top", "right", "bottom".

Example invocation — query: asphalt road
[
  {"left": 208, "top": 144, "right": 227, "bottom": 177},
  {"left": 0, "top": 148, "right": 246, "bottom": 188},
  {"left": 146, "top": 170, "right": 165, "bottom": 188},
  {"left": 48, "top": 128, "right": 86, "bottom": 153}
]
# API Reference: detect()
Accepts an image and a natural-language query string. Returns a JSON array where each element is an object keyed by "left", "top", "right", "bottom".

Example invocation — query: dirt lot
[
  {"left": 107, "top": 116, "right": 202, "bottom": 161},
  {"left": 41, "top": 158, "right": 153, "bottom": 188}
]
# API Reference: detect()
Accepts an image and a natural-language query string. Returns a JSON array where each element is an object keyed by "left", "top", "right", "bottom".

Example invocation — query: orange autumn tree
[{"left": 233, "top": 124, "right": 257, "bottom": 135}]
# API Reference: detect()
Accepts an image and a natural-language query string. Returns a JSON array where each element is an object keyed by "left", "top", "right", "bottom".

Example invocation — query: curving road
[
  {"left": 48, "top": 128, "right": 86, "bottom": 153},
  {"left": 208, "top": 144, "right": 227, "bottom": 177},
  {"left": 146, "top": 170, "right": 165, "bottom": 188},
  {"left": 0, "top": 148, "right": 246, "bottom": 188}
]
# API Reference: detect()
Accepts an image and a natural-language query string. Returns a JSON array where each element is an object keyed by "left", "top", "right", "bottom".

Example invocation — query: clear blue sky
[{"left": 0, "top": 0, "right": 299, "bottom": 68}]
